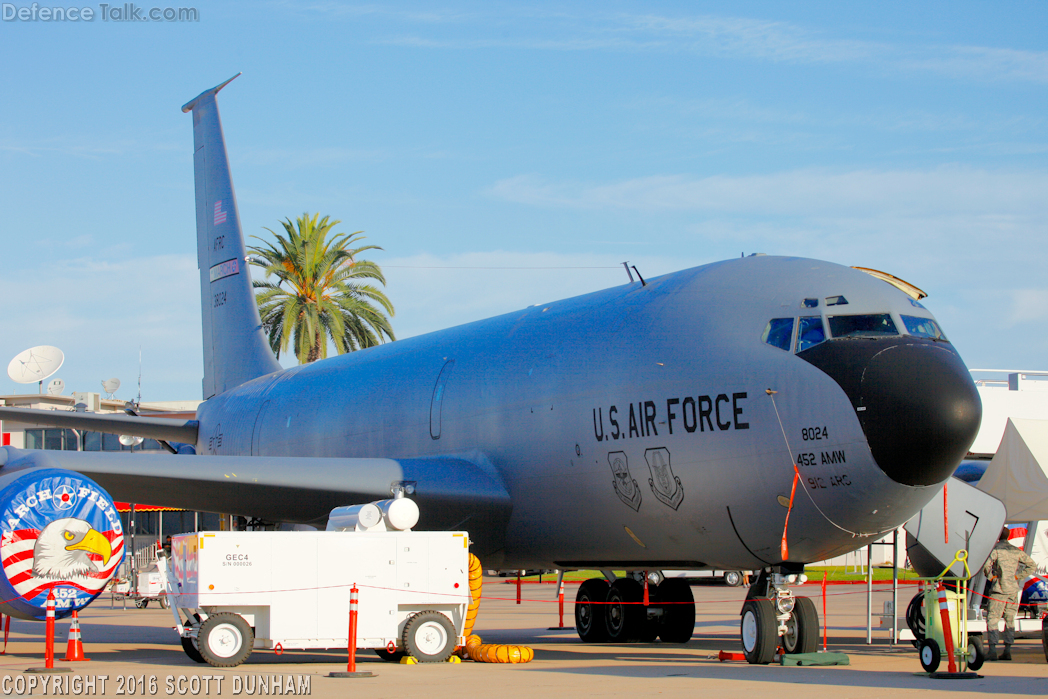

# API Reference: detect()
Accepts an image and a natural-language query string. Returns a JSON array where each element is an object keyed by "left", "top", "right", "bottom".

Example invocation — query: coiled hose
[{"left": 459, "top": 553, "right": 535, "bottom": 663}]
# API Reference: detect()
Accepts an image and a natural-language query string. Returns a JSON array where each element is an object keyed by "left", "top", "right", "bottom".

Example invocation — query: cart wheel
[
  {"left": 159, "top": 594, "right": 169, "bottom": 610},
  {"left": 374, "top": 648, "right": 406, "bottom": 662},
  {"left": 135, "top": 598, "right": 148, "bottom": 609},
  {"left": 724, "top": 571, "right": 742, "bottom": 587},
  {"left": 402, "top": 611, "right": 456, "bottom": 663},
  {"left": 181, "top": 613, "right": 206, "bottom": 664},
  {"left": 965, "top": 635, "right": 985, "bottom": 671},
  {"left": 919, "top": 638, "right": 941, "bottom": 673},
  {"left": 197, "top": 613, "right": 254, "bottom": 668}
]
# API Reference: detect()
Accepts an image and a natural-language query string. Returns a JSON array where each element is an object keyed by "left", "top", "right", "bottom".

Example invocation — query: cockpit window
[
  {"left": 828, "top": 314, "right": 899, "bottom": 338},
  {"left": 825, "top": 295, "right": 848, "bottom": 306},
  {"left": 802, "top": 298, "right": 819, "bottom": 308},
  {"left": 797, "top": 316, "right": 826, "bottom": 352},
  {"left": 762, "top": 318, "right": 794, "bottom": 351},
  {"left": 902, "top": 315, "right": 948, "bottom": 341}
]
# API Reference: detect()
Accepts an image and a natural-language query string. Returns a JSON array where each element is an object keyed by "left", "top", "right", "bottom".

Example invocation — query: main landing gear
[
  {"left": 740, "top": 569, "right": 819, "bottom": 664},
  {"left": 575, "top": 572, "right": 695, "bottom": 644}
]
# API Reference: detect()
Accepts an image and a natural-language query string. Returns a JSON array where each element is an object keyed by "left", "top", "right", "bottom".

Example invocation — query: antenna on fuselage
[
  {"left": 622, "top": 262, "right": 634, "bottom": 283},
  {"left": 632, "top": 265, "right": 646, "bottom": 287}
]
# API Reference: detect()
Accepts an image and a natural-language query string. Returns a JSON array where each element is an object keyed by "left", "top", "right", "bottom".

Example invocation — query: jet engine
[{"left": 0, "top": 469, "right": 125, "bottom": 620}]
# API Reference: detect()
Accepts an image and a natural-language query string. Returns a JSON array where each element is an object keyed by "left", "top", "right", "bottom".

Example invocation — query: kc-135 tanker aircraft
[{"left": 0, "top": 75, "right": 982, "bottom": 662}]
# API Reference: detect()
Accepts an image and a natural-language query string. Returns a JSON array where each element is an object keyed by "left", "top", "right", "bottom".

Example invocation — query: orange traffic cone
[{"left": 60, "top": 611, "right": 89, "bottom": 662}]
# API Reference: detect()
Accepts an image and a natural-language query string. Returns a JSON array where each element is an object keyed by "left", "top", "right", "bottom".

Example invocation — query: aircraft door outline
[{"left": 430, "top": 360, "right": 455, "bottom": 440}]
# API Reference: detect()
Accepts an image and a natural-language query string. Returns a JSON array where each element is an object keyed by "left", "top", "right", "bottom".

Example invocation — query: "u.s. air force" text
[{"left": 592, "top": 393, "right": 749, "bottom": 442}]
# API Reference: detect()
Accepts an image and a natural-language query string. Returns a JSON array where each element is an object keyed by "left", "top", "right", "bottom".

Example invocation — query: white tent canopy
[{"left": 977, "top": 418, "right": 1048, "bottom": 522}]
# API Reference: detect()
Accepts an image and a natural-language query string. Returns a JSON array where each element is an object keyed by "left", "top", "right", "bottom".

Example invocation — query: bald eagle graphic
[{"left": 31, "top": 518, "right": 113, "bottom": 580}]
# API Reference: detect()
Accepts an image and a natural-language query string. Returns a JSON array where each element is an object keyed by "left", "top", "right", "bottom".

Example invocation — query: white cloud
[
  {"left": 381, "top": 250, "right": 701, "bottom": 340},
  {"left": 489, "top": 167, "right": 1048, "bottom": 218}
]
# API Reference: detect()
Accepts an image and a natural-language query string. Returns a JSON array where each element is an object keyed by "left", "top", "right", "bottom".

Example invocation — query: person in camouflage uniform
[{"left": 981, "top": 526, "right": 1036, "bottom": 661}]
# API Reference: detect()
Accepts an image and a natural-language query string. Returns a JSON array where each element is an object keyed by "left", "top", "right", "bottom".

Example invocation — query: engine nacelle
[{"left": 0, "top": 469, "right": 125, "bottom": 620}]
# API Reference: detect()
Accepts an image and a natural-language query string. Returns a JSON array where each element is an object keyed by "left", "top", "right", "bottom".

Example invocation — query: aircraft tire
[
  {"left": 198, "top": 613, "right": 254, "bottom": 668},
  {"left": 656, "top": 579, "right": 695, "bottom": 643},
  {"left": 919, "top": 638, "right": 940, "bottom": 673},
  {"left": 781, "top": 596, "right": 819, "bottom": 654},
  {"left": 402, "top": 611, "right": 456, "bottom": 663},
  {"left": 605, "top": 578, "right": 645, "bottom": 643},
  {"left": 740, "top": 599, "right": 777, "bottom": 664},
  {"left": 1041, "top": 617, "right": 1048, "bottom": 663},
  {"left": 724, "top": 571, "right": 742, "bottom": 587},
  {"left": 575, "top": 578, "right": 611, "bottom": 643}
]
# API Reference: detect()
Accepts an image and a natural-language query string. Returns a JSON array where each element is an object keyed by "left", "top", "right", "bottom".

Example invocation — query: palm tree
[{"left": 248, "top": 213, "right": 395, "bottom": 363}]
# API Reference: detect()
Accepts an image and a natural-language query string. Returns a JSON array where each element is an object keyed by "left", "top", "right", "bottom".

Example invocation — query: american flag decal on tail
[{"left": 214, "top": 200, "right": 227, "bottom": 225}]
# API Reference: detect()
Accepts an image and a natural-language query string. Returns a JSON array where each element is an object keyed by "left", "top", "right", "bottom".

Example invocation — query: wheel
[
  {"left": 724, "top": 571, "right": 742, "bottom": 587},
  {"left": 656, "top": 579, "right": 695, "bottom": 643},
  {"left": 905, "top": 591, "right": 925, "bottom": 649},
  {"left": 197, "top": 613, "right": 254, "bottom": 668},
  {"left": 965, "top": 635, "right": 985, "bottom": 671},
  {"left": 159, "top": 594, "right": 169, "bottom": 610},
  {"left": 740, "top": 599, "right": 777, "bottom": 664},
  {"left": 781, "top": 596, "right": 819, "bottom": 654},
  {"left": 180, "top": 614, "right": 205, "bottom": 663},
  {"left": 374, "top": 648, "right": 407, "bottom": 662},
  {"left": 1041, "top": 617, "right": 1048, "bottom": 663},
  {"left": 402, "top": 611, "right": 456, "bottom": 663},
  {"left": 575, "top": 578, "right": 611, "bottom": 642},
  {"left": 605, "top": 578, "right": 645, "bottom": 643},
  {"left": 181, "top": 636, "right": 206, "bottom": 664},
  {"left": 135, "top": 598, "right": 148, "bottom": 609},
  {"left": 919, "top": 638, "right": 941, "bottom": 673}
]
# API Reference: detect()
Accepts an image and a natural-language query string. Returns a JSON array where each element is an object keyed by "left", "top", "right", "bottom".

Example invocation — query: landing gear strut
[
  {"left": 575, "top": 573, "right": 695, "bottom": 644},
  {"left": 740, "top": 568, "right": 819, "bottom": 664}
]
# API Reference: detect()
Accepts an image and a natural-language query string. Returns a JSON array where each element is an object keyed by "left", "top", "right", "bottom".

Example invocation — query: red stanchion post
[
  {"left": 327, "top": 583, "right": 373, "bottom": 678},
  {"left": 347, "top": 584, "right": 359, "bottom": 673},
  {"left": 936, "top": 582, "right": 957, "bottom": 673},
  {"left": 822, "top": 571, "right": 828, "bottom": 651},
  {"left": 3, "top": 614, "right": 9, "bottom": 655},
  {"left": 516, "top": 572, "right": 521, "bottom": 605},
  {"left": 643, "top": 575, "right": 649, "bottom": 607},
  {"left": 45, "top": 590, "right": 55, "bottom": 670},
  {"left": 558, "top": 580, "right": 565, "bottom": 628}
]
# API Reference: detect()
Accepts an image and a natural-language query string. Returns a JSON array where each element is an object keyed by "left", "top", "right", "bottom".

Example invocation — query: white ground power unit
[{"left": 162, "top": 530, "right": 470, "bottom": 667}]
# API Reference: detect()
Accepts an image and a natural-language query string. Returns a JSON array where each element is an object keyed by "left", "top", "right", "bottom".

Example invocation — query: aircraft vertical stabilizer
[{"left": 182, "top": 75, "right": 281, "bottom": 399}]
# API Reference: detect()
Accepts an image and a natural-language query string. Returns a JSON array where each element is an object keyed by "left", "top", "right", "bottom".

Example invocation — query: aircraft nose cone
[{"left": 797, "top": 338, "right": 981, "bottom": 487}]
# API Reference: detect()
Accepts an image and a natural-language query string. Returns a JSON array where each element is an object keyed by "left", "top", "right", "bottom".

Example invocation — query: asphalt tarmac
[{"left": 0, "top": 579, "right": 1044, "bottom": 698}]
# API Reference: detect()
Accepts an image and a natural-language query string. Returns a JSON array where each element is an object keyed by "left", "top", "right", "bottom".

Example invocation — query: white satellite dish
[
  {"left": 118, "top": 435, "right": 144, "bottom": 447},
  {"left": 102, "top": 377, "right": 121, "bottom": 398},
  {"left": 7, "top": 346, "right": 65, "bottom": 385},
  {"left": 47, "top": 378, "right": 65, "bottom": 396}
]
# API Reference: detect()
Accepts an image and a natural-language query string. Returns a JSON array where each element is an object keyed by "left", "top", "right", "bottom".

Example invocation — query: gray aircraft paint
[{"left": 0, "top": 76, "right": 981, "bottom": 573}]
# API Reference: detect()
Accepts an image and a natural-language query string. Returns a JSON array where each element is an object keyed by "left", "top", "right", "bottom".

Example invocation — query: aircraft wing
[
  {"left": 0, "top": 406, "right": 198, "bottom": 444},
  {"left": 0, "top": 446, "right": 512, "bottom": 555}
]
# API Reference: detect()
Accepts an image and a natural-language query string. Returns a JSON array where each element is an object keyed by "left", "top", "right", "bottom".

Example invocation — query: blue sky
[{"left": 1, "top": 1, "right": 1045, "bottom": 402}]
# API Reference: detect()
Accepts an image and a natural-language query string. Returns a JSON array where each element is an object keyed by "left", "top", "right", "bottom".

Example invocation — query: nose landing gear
[{"left": 740, "top": 569, "right": 819, "bottom": 663}]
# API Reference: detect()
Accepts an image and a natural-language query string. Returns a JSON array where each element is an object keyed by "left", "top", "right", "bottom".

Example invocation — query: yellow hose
[{"left": 457, "top": 554, "right": 534, "bottom": 663}]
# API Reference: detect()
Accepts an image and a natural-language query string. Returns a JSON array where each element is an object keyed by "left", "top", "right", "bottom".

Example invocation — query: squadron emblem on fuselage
[
  {"left": 608, "top": 452, "right": 642, "bottom": 512},
  {"left": 645, "top": 447, "right": 683, "bottom": 510}
]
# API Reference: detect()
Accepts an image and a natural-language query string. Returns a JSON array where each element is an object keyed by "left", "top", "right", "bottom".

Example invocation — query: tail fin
[{"left": 183, "top": 74, "right": 281, "bottom": 399}]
